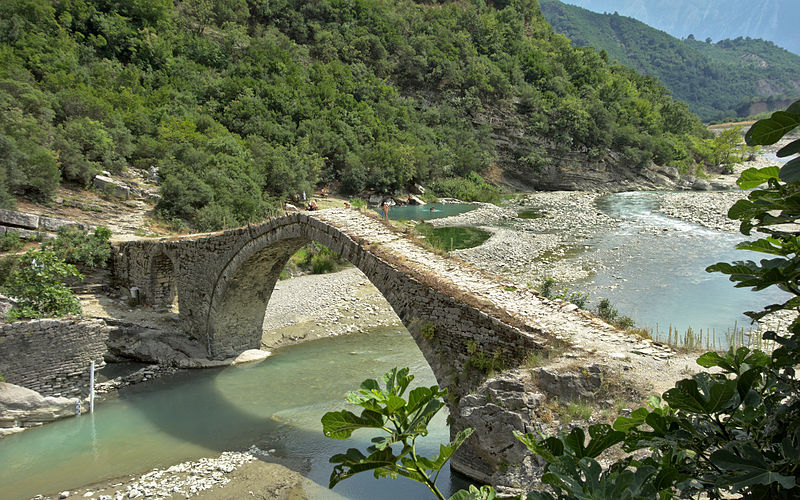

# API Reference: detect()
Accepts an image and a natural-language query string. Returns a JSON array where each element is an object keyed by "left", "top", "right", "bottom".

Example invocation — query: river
[
  {"left": 576, "top": 191, "right": 789, "bottom": 344},
  {"left": 2, "top": 191, "right": 788, "bottom": 498},
  {"left": 0, "top": 327, "right": 462, "bottom": 500}
]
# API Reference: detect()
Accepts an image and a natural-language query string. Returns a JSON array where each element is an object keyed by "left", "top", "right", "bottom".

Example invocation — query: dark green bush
[
  {"left": 1, "top": 249, "right": 82, "bottom": 320},
  {"left": 429, "top": 172, "right": 501, "bottom": 204},
  {"left": 0, "top": 231, "right": 23, "bottom": 252},
  {"left": 42, "top": 226, "right": 112, "bottom": 269}
]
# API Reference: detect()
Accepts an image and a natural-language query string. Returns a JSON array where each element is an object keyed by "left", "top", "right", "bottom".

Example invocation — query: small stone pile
[{"left": 40, "top": 447, "right": 273, "bottom": 500}]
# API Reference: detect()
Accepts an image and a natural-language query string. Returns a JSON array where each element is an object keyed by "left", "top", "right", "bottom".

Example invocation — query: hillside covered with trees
[
  {"left": 540, "top": 0, "right": 800, "bottom": 121},
  {"left": 2, "top": 0, "right": 714, "bottom": 231},
  {"left": 559, "top": 0, "right": 800, "bottom": 56}
]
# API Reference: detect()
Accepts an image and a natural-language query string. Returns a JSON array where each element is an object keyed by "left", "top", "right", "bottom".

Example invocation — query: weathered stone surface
[
  {"left": 0, "top": 319, "right": 109, "bottom": 397},
  {"left": 407, "top": 194, "right": 426, "bottom": 205},
  {"left": 454, "top": 371, "right": 546, "bottom": 489},
  {"left": 0, "top": 293, "right": 16, "bottom": 320},
  {"left": 112, "top": 209, "right": 549, "bottom": 487},
  {"left": 232, "top": 349, "right": 271, "bottom": 365},
  {"left": 534, "top": 364, "right": 604, "bottom": 401},
  {"left": 39, "top": 215, "right": 80, "bottom": 232},
  {"left": 691, "top": 178, "right": 711, "bottom": 191},
  {"left": 0, "top": 208, "right": 39, "bottom": 229},
  {"left": 0, "top": 382, "right": 78, "bottom": 431},
  {"left": 93, "top": 175, "right": 130, "bottom": 199}
]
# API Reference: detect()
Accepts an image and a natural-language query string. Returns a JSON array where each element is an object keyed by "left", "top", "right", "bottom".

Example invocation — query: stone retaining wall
[{"left": 0, "top": 319, "right": 109, "bottom": 397}]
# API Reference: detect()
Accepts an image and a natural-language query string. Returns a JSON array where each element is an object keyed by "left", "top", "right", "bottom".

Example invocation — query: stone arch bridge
[
  {"left": 112, "top": 209, "right": 548, "bottom": 394},
  {"left": 112, "top": 208, "right": 676, "bottom": 485}
]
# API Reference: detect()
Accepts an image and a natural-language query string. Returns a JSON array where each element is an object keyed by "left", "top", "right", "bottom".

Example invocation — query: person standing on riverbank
[{"left": 381, "top": 201, "right": 389, "bottom": 219}]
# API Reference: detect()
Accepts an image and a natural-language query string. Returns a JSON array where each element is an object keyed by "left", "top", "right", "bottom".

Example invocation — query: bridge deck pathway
[{"left": 313, "top": 208, "right": 688, "bottom": 395}]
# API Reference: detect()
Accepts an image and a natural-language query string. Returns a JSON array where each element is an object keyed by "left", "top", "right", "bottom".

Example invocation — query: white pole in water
[{"left": 89, "top": 360, "right": 95, "bottom": 413}]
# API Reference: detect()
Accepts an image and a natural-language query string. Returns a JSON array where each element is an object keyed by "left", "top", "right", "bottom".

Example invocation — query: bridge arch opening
[{"left": 204, "top": 225, "right": 454, "bottom": 386}]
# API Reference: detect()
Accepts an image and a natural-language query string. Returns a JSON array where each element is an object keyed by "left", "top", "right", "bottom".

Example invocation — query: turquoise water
[
  {"left": 579, "top": 191, "right": 790, "bottom": 344},
  {"left": 0, "top": 327, "right": 462, "bottom": 500},
  {"left": 377, "top": 203, "right": 475, "bottom": 221}
]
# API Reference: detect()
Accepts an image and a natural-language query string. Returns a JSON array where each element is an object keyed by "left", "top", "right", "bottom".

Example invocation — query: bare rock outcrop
[{"left": 0, "top": 382, "right": 78, "bottom": 436}]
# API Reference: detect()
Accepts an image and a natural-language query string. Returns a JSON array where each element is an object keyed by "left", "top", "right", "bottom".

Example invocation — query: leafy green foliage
[
  {"left": 1, "top": 0, "right": 708, "bottom": 230},
  {"left": 42, "top": 226, "right": 112, "bottom": 270},
  {"left": 0, "top": 230, "right": 23, "bottom": 252},
  {"left": 282, "top": 243, "right": 345, "bottom": 278},
  {"left": 321, "top": 367, "right": 472, "bottom": 500},
  {"left": 518, "top": 102, "right": 800, "bottom": 500},
  {"left": 1, "top": 249, "right": 82, "bottom": 320},
  {"left": 429, "top": 173, "right": 502, "bottom": 204}
]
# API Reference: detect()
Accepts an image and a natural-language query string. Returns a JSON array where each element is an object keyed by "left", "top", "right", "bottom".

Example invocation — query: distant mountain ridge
[
  {"left": 540, "top": 0, "right": 800, "bottom": 121},
  {"left": 559, "top": 0, "right": 800, "bottom": 55}
]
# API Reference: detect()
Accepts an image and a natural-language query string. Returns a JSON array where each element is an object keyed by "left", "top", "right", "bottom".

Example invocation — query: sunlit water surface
[
  {"left": 574, "top": 191, "right": 789, "bottom": 344},
  {"left": 0, "top": 327, "right": 463, "bottom": 500}
]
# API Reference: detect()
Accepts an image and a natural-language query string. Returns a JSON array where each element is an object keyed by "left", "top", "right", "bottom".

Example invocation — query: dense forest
[
  {"left": 1, "top": 0, "right": 713, "bottom": 230},
  {"left": 540, "top": 0, "right": 800, "bottom": 121}
]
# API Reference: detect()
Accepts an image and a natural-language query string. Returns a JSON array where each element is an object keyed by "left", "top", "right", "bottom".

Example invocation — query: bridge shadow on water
[{"left": 109, "top": 328, "right": 467, "bottom": 499}]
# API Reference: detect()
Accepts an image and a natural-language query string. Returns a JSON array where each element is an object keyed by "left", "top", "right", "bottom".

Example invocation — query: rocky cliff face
[{"left": 489, "top": 115, "right": 690, "bottom": 192}]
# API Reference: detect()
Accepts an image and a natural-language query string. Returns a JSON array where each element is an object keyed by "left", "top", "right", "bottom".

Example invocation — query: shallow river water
[
  {"left": 2, "top": 192, "right": 788, "bottom": 498},
  {"left": 0, "top": 327, "right": 461, "bottom": 500},
  {"left": 577, "top": 191, "right": 789, "bottom": 344}
]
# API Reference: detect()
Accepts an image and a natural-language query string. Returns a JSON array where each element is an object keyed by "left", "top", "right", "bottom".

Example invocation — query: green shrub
[
  {"left": 540, "top": 276, "right": 557, "bottom": 298},
  {"left": 310, "top": 250, "right": 337, "bottom": 274},
  {"left": 0, "top": 255, "right": 21, "bottom": 286},
  {"left": 516, "top": 102, "right": 800, "bottom": 500},
  {"left": 283, "top": 243, "right": 345, "bottom": 277},
  {"left": 42, "top": 226, "right": 112, "bottom": 269},
  {"left": 0, "top": 231, "right": 23, "bottom": 252},
  {"left": 1, "top": 249, "right": 82, "bottom": 320},
  {"left": 348, "top": 197, "right": 367, "bottom": 209},
  {"left": 429, "top": 172, "right": 502, "bottom": 204}
]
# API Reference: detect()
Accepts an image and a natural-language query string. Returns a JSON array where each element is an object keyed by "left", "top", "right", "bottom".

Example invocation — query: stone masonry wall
[
  {"left": 0, "top": 319, "right": 109, "bottom": 397},
  {"left": 111, "top": 210, "right": 550, "bottom": 487}
]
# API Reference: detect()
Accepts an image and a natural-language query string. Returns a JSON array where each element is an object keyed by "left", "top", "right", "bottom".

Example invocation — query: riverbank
[
  {"left": 37, "top": 447, "right": 309, "bottom": 500},
  {"left": 18, "top": 153, "right": 792, "bottom": 499}
]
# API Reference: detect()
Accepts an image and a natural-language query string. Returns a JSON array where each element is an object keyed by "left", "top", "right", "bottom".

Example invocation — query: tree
[
  {"left": 324, "top": 102, "right": 800, "bottom": 500},
  {"left": 1, "top": 249, "right": 82, "bottom": 320},
  {"left": 519, "top": 101, "right": 800, "bottom": 499}
]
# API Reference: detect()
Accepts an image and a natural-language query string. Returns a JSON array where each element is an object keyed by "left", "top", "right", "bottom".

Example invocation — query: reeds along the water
[{"left": 656, "top": 322, "right": 778, "bottom": 353}]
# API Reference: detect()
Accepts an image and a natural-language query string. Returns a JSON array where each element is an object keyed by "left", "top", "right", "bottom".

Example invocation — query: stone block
[
  {"left": 38, "top": 216, "right": 76, "bottom": 232},
  {"left": 0, "top": 209, "right": 39, "bottom": 230},
  {"left": 93, "top": 175, "right": 130, "bottom": 200}
]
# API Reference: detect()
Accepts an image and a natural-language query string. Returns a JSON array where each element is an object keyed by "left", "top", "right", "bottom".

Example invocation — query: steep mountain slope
[
  {"left": 560, "top": 0, "right": 800, "bottom": 55},
  {"left": 541, "top": 0, "right": 800, "bottom": 120},
  {"left": 1, "top": 0, "right": 712, "bottom": 230}
]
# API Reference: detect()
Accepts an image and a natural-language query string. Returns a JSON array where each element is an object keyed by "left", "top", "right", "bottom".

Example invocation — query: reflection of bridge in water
[{"left": 112, "top": 207, "right": 660, "bottom": 484}]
